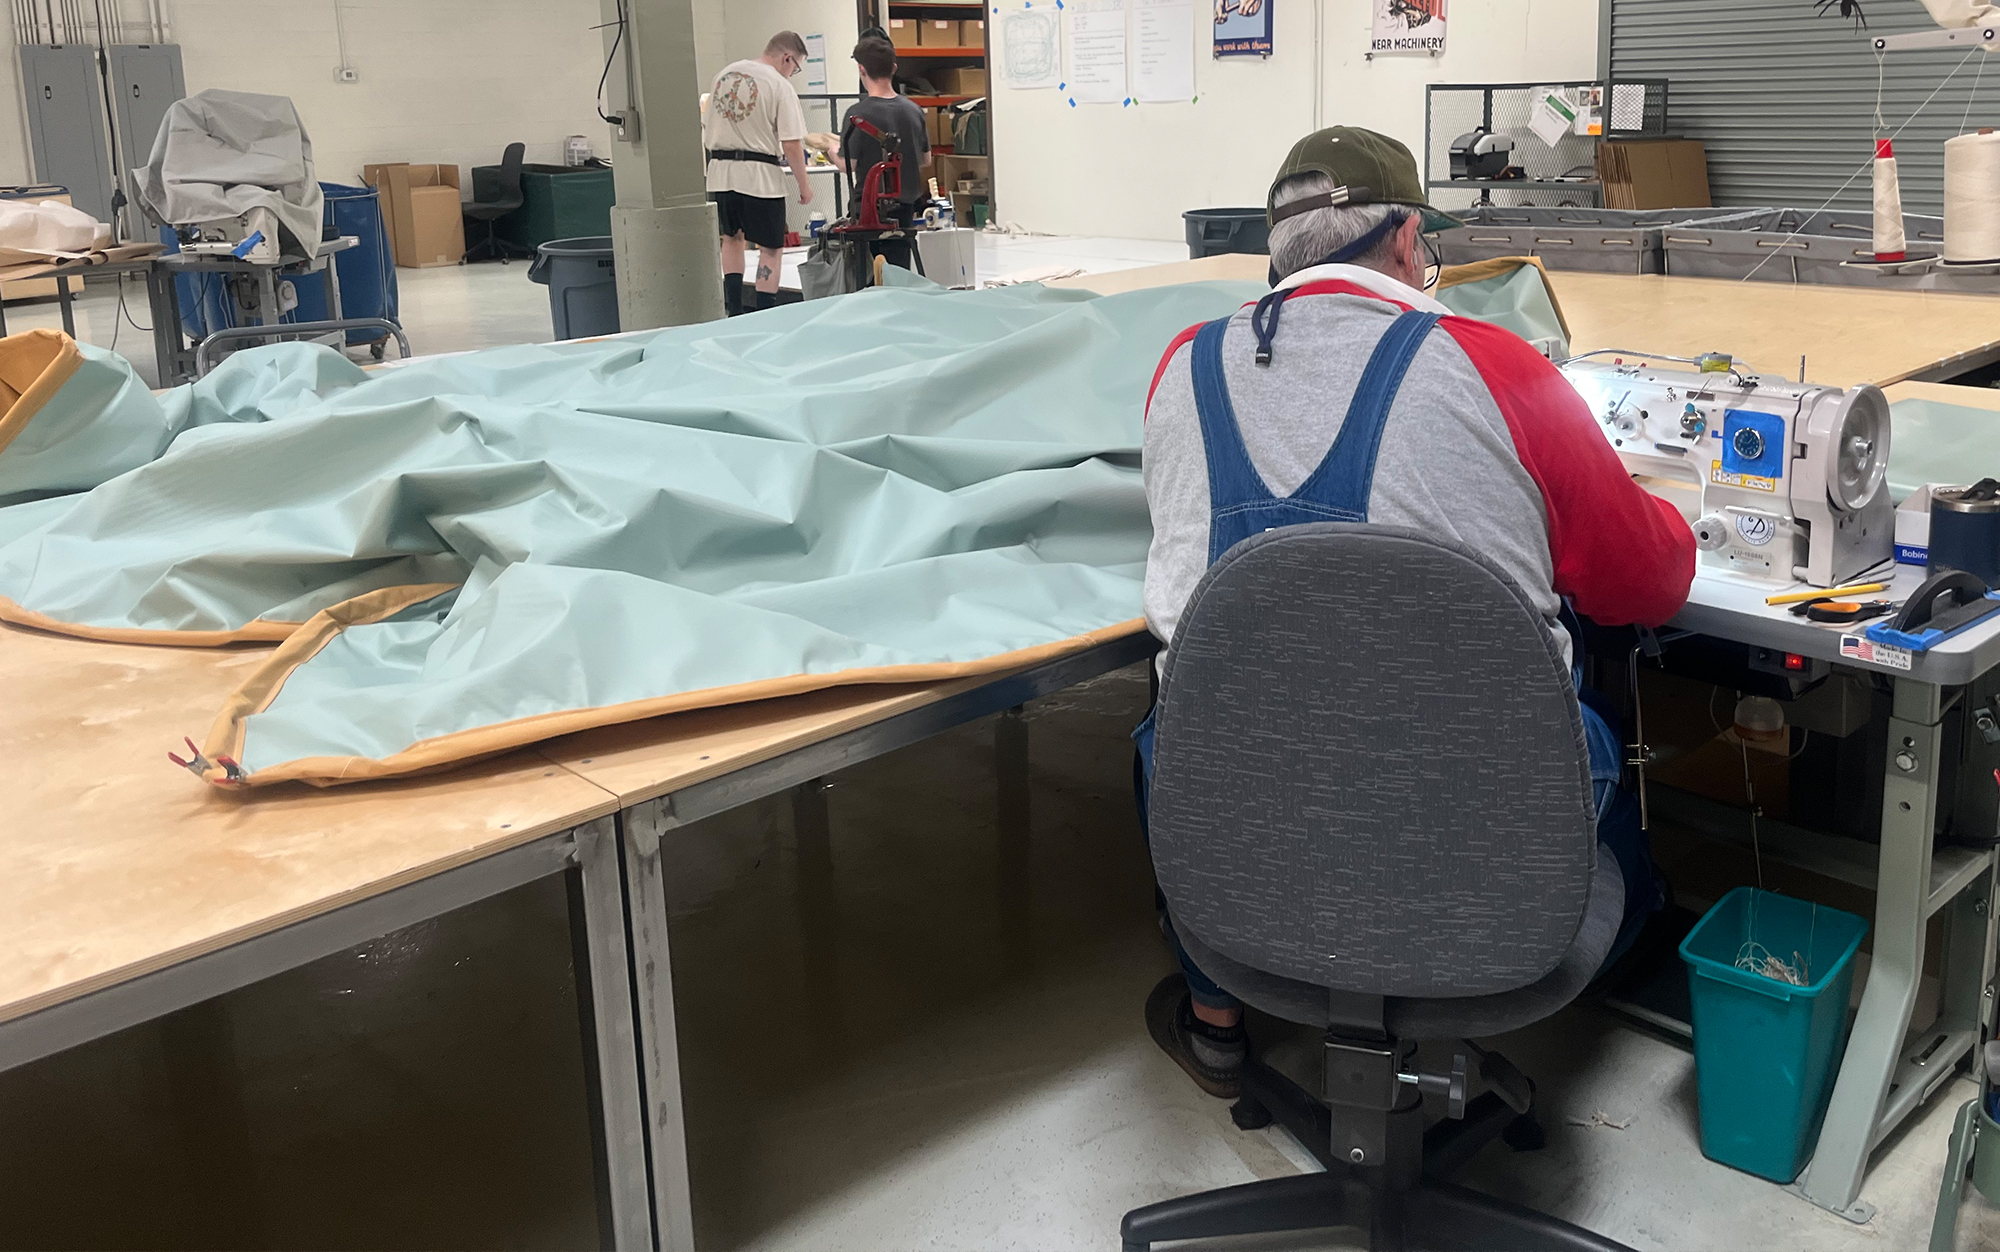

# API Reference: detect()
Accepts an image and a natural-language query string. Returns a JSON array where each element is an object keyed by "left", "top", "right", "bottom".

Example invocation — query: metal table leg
[
  {"left": 1799, "top": 678, "right": 1949, "bottom": 1220},
  {"left": 570, "top": 815, "right": 659, "bottom": 1251},
  {"left": 0, "top": 819, "right": 663, "bottom": 1251},
  {"left": 620, "top": 804, "right": 699, "bottom": 1252},
  {"left": 56, "top": 273, "right": 75, "bottom": 337}
]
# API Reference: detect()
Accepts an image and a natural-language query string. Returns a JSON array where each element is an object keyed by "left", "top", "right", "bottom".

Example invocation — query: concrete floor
[
  {"left": 0, "top": 665, "right": 1993, "bottom": 1250},
  {"left": 3, "top": 237, "right": 1996, "bottom": 1249}
]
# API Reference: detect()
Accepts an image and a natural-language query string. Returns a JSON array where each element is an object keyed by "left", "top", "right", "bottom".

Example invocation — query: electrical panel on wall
[
  {"left": 107, "top": 44, "right": 186, "bottom": 180},
  {"left": 20, "top": 43, "right": 117, "bottom": 222}
]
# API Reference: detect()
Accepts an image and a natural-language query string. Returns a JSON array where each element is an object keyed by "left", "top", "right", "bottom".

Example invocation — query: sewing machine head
[
  {"left": 174, "top": 205, "right": 281, "bottom": 265},
  {"left": 1559, "top": 354, "right": 1894, "bottom": 587}
]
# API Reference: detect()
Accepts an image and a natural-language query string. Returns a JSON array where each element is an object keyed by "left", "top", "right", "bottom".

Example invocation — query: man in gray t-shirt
[{"left": 835, "top": 35, "right": 930, "bottom": 270}]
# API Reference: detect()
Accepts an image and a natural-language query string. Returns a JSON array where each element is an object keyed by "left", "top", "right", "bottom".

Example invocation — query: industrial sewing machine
[
  {"left": 172, "top": 205, "right": 281, "bottom": 265},
  {"left": 1559, "top": 353, "right": 1895, "bottom": 587}
]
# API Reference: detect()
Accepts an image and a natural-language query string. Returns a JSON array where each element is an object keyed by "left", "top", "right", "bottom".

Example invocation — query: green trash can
[{"left": 1680, "top": 887, "right": 1869, "bottom": 1183}]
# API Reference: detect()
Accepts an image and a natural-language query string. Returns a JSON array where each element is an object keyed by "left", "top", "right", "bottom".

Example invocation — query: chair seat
[{"left": 1176, "top": 857, "right": 1625, "bottom": 1040}]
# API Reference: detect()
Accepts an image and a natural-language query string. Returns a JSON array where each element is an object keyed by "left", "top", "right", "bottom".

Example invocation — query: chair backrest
[
  {"left": 493, "top": 142, "right": 526, "bottom": 209},
  {"left": 1149, "top": 523, "right": 1597, "bottom": 1001}
]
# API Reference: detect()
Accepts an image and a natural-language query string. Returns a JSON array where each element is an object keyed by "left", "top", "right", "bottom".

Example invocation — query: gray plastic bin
[
  {"left": 1184, "top": 208, "right": 1270, "bottom": 259},
  {"left": 1660, "top": 209, "right": 1949, "bottom": 286},
  {"left": 528, "top": 235, "right": 620, "bottom": 339},
  {"left": 1434, "top": 206, "right": 1729, "bottom": 275}
]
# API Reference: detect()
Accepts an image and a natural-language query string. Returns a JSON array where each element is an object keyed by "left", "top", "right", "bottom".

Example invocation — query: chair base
[
  {"left": 1122, "top": 1056, "right": 1633, "bottom": 1252},
  {"left": 461, "top": 221, "right": 532, "bottom": 265},
  {"left": 1120, "top": 1171, "right": 1631, "bottom": 1252}
]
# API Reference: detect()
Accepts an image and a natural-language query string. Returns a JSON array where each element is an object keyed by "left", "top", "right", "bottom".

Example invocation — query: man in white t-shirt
[{"left": 704, "top": 31, "right": 813, "bottom": 316}]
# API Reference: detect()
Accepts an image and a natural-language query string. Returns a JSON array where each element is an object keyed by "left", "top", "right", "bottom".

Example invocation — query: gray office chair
[{"left": 1125, "top": 523, "right": 1633, "bottom": 1252}]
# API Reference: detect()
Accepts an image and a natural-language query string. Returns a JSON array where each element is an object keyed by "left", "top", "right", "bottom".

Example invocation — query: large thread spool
[
  {"left": 1873, "top": 138, "right": 1908, "bottom": 260},
  {"left": 1944, "top": 128, "right": 2000, "bottom": 263}
]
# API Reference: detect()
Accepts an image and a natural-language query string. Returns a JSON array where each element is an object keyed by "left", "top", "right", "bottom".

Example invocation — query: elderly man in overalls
[{"left": 1135, "top": 127, "right": 1698, "bottom": 1097}]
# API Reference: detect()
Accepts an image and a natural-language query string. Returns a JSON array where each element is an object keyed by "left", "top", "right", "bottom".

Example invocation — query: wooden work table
[
  {"left": 11, "top": 256, "right": 2000, "bottom": 1033},
  {"left": 8, "top": 254, "right": 2000, "bottom": 1246},
  {"left": 0, "top": 625, "right": 616, "bottom": 1028},
  {"left": 1057, "top": 253, "right": 2000, "bottom": 389}
]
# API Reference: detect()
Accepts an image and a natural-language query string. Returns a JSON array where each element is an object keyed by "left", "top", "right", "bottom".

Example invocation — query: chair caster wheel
[
  {"left": 1230, "top": 1096, "right": 1272, "bottom": 1130},
  {"left": 1502, "top": 1113, "right": 1546, "bottom": 1152}
]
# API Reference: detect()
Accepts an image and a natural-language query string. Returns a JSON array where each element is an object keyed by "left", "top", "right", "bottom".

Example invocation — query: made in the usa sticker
[{"left": 1841, "top": 634, "right": 1913, "bottom": 671}]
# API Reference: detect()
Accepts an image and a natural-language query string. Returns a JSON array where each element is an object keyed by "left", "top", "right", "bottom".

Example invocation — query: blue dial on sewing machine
[{"left": 1720, "top": 409, "right": 1787, "bottom": 479}]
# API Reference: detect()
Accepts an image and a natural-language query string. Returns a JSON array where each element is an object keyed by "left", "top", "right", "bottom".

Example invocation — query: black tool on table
[
  {"left": 1881, "top": 568, "right": 2000, "bottom": 638},
  {"left": 1788, "top": 598, "right": 1896, "bottom": 624}
]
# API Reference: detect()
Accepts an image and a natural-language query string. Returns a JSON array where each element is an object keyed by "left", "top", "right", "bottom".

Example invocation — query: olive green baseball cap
[{"left": 1267, "top": 127, "right": 1461, "bottom": 233}]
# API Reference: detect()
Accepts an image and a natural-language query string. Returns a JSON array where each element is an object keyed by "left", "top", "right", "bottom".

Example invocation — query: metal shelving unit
[{"left": 1424, "top": 79, "right": 1668, "bottom": 210}]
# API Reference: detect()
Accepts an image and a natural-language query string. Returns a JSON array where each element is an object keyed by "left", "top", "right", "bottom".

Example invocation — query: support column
[{"left": 601, "top": 0, "right": 724, "bottom": 331}]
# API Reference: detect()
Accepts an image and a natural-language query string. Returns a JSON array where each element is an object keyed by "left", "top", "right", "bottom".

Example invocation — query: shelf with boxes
[{"left": 871, "top": 0, "right": 993, "bottom": 224}]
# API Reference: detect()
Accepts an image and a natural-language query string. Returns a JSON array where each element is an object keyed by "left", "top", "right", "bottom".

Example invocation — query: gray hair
[{"left": 1268, "top": 172, "right": 1401, "bottom": 282}]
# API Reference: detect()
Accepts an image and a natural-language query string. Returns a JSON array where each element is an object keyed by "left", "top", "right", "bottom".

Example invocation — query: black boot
[{"left": 722, "top": 272, "right": 744, "bottom": 317}]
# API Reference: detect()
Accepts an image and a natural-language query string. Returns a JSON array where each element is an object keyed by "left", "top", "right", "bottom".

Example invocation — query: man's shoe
[{"left": 1144, "top": 973, "right": 1246, "bottom": 1099}]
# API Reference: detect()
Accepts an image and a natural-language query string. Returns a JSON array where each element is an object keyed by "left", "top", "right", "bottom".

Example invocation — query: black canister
[{"left": 1930, "top": 479, "right": 2000, "bottom": 585}]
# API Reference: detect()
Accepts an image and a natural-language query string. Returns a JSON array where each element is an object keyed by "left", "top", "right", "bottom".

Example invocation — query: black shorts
[{"left": 711, "top": 190, "right": 787, "bottom": 250}]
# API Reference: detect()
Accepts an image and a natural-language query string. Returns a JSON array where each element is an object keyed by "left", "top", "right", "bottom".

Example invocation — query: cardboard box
[
  {"left": 887, "top": 18, "right": 920, "bottom": 47},
  {"left": 363, "top": 162, "right": 466, "bottom": 267},
  {"left": 1897, "top": 484, "right": 1948, "bottom": 566},
  {"left": 918, "top": 18, "right": 961, "bottom": 46},
  {"left": 963, "top": 18, "right": 985, "bottom": 46},
  {"left": 1597, "top": 138, "right": 1710, "bottom": 211},
  {"left": 933, "top": 66, "right": 988, "bottom": 96},
  {"left": 927, "top": 106, "right": 954, "bottom": 148}
]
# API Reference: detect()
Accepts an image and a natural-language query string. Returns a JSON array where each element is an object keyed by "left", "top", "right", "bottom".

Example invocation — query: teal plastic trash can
[
  {"left": 1680, "top": 887, "right": 1869, "bottom": 1183},
  {"left": 528, "top": 236, "right": 619, "bottom": 340}
]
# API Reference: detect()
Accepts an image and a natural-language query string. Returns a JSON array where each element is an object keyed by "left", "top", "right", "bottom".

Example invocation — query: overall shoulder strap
[
  {"left": 1190, "top": 315, "right": 1274, "bottom": 513},
  {"left": 1289, "top": 310, "right": 1441, "bottom": 517}
]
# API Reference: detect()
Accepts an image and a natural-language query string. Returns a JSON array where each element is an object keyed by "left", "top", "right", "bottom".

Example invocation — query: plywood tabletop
[
  {"left": 542, "top": 670, "right": 1045, "bottom": 810},
  {"left": 1046, "top": 253, "right": 1265, "bottom": 295},
  {"left": 1055, "top": 255, "right": 2000, "bottom": 389},
  {"left": 0, "top": 623, "right": 617, "bottom": 1026},
  {"left": 1552, "top": 271, "right": 2000, "bottom": 388}
]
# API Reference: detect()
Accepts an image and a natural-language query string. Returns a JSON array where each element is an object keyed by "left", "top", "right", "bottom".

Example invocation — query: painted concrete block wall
[
  {"left": 170, "top": 0, "right": 610, "bottom": 189},
  {"left": 990, "top": 0, "right": 1602, "bottom": 240},
  {"left": 1, "top": 0, "right": 611, "bottom": 194}
]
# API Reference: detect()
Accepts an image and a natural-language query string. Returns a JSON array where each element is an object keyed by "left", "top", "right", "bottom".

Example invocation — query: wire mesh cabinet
[{"left": 1424, "top": 79, "right": 1669, "bottom": 210}]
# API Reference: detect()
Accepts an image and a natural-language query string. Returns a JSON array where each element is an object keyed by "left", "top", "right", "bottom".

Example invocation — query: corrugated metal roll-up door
[{"left": 1608, "top": 0, "right": 2000, "bottom": 212}]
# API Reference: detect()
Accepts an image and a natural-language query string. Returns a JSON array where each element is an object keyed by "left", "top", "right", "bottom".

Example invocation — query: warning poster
[{"left": 1371, "top": 0, "right": 1447, "bottom": 54}]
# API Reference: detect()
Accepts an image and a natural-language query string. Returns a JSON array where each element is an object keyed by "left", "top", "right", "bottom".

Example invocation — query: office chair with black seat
[
  {"left": 1124, "top": 522, "right": 1635, "bottom": 1252},
  {"left": 462, "top": 141, "right": 527, "bottom": 263}
]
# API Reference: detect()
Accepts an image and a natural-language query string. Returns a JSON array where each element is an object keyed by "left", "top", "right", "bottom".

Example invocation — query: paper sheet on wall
[
  {"left": 804, "top": 33, "right": 828, "bottom": 92},
  {"left": 1134, "top": 0, "right": 1195, "bottom": 102},
  {"left": 997, "top": 3, "right": 1062, "bottom": 89},
  {"left": 1066, "top": 0, "right": 1128, "bottom": 104}
]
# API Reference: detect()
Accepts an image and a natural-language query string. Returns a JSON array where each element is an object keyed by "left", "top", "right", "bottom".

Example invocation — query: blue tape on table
[{"left": 1864, "top": 592, "right": 2000, "bottom": 652}]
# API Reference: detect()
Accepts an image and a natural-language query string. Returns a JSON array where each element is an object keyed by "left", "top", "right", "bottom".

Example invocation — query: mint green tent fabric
[
  {"left": 1885, "top": 397, "right": 2000, "bottom": 502},
  {"left": 1436, "top": 262, "right": 1569, "bottom": 358},
  {"left": 0, "top": 270, "right": 1573, "bottom": 783}
]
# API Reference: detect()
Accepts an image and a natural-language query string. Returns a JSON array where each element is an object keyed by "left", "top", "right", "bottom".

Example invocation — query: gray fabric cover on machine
[
  {"left": 1149, "top": 523, "right": 1618, "bottom": 1029},
  {"left": 136, "top": 89, "right": 323, "bottom": 258}
]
